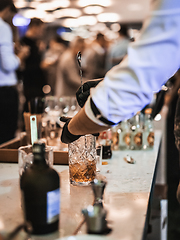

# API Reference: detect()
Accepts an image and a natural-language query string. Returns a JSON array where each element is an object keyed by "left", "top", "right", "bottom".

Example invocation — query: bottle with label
[
  {"left": 111, "top": 124, "right": 120, "bottom": 150},
  {"left": 119, "top": 120, "right": 131, "bottom": 150},
  {"left": 143, "top": 108, "right": 154, "bottom": 149},
  {"left": 98, "top": 129, "right": 112, "bottom": 159},
  {"left": 20, "top": 141, "right": 60, "bottom": 235},
  {"left": 130, "top": 112, "right": 143, "bottom": 150}
]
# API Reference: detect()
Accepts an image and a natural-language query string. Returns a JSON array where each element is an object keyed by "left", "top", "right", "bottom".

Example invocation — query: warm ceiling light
[
  {"left": 78, "top": 0, "right": 111, "bottom": 7},
  {"left": 83, "top": 6, "right": 103, "bottom": 14},
  {"left": 54, "top": 8, "right": 82, "bottom": 18},
  {"left": 61, "top": 15, "right": 97, "bottom": 28},
  {"left": 61, "top": 32, "right": 76, "bottom": 42},
  {"left": 29, "top": 2, "right": 39, "bottom": 8},
  {"left": 110, "top": 23, "right": 121, "bottom": 32},
  {"left": 29, "top": 0, "right": 70, "bottom": 10},
  {"left": 32, "top": 9, "right": 47, "bottom": 19},
  {"left": 35, "top": 0, "right": 70, "bottom": 11},
  {"left": 97, "top": 13, "right": 121, "bottom": 22},
  {"left": 42, "top": 13, "right": 56, "bottom": 23},
  {"left": 61, "top": 18, "right": 79, "bottom": 28},
  {"left": 19, "top": 9, "right": 37, "bottom": 19},
  {"left": 89, "top": 22, "right": 107, "bottom": 32},
  {"left": 14, "top": 0, "right": 28, "bottom": 8},
  {"left": 51, "top": 0, "right": 70, "bottom": 8},
  {"left": 36, "top": 3, "right": 55, "bottom": 11},
  {"left": 77, "top": 16, "right": 97, "bottom": 26},
  {"left": 127, "top": 3, "right": 143, "bottom": 11},
  {"left": 19, "top": 9, "right": 46, "bottom": 19}
]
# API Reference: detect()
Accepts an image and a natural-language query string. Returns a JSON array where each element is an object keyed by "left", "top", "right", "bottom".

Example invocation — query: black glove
[
  {"left": 60, "top": 117, "right": 99, "bottom": 143},
  {"left": 60, "top": 116, "right": 82, "bottom": 144},
  {"left": 76, "top": 79, "right": 103, "bottom": 108}
]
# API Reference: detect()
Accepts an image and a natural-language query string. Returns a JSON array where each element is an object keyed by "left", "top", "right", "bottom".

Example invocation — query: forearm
[{"left": 68, "top": 107, "right": 109, "bottom": 135}]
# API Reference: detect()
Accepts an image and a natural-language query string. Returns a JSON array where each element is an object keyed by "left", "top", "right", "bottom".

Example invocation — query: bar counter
[{"left": 0, "top": 130, "right": 162, "bottom": 240}]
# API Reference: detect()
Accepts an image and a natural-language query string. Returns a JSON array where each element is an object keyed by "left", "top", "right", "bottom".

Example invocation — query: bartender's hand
[
  {"left": 60, "top": 116, "right": 99, "bottom": 143},
  {"left": 60, "top": 116, "right": 82, "bottom": 144},
  {"left": 76, "top": 79, "right": 103, "bottom": 108},
  {"left": 60, "top": 107, "right": 109, "bottom": 143}
]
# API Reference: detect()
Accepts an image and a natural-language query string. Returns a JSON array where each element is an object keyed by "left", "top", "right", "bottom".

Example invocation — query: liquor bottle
[
  {"left": 130, "top": 112, "right": 143, "bottom": 150},
  {"left": 143, "top": 108, "right": 154, "bottom": 149},
  {"left": 20, "top": 141, "right": 60, "bottom": 235},
  {"left": 111, "top": 124, "right": 120, "bottom": 150},
  {"left": 98, "top": 129, "right": 112, "bottom": 159},
  {"left": 119, "top": 120, "right": 131, "bottom": 150}
]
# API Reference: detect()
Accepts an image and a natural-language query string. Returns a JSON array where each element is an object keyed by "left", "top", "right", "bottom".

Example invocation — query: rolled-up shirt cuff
[{"left": 84, "top": 96, "right": 116, "bottom": 127}]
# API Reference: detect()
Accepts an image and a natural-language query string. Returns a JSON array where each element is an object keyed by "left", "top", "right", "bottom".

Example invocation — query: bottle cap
[
  {"left": 32, "top": 141, "right": 45, "bottom": 157},
  {"left": 145, "top": 108, "right": 152, "bottom": 114}
]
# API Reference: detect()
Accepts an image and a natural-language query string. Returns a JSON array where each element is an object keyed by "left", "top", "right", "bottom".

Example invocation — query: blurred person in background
[
  {"left": 82, "top": 33, "right": 107, "bottom": 79},
  {"left": 55, "top": 36, "right": 86, "bottom": 98},
  {"left": 106, "top": 24, "right": 130, "bottom": 71},
  {"left": 20, "top": 18, "right": 47, "bottom": 113},
  {"left": 41, "top": 35, "right": 68, "bottom": 96},
  {"left": 0, "top": 0, "right": 29, "bottom": 144}
]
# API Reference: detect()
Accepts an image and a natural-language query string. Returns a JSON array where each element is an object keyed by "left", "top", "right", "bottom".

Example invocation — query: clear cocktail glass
[{"left": 68, "top": 135, "right": 96, "bottom": 186}]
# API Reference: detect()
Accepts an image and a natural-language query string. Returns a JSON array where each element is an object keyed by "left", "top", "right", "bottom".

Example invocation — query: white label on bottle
[
  {"left": 30, "top": 115, "right": 38, "bottom": 145},
  {"left": 47, "top": 189, "right": 60, "bottom": 224}
]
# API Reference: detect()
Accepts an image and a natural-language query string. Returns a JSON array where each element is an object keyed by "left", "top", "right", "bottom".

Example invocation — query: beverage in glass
[{"left": 68, "top": 135, "right": 96, "bottom": 186}]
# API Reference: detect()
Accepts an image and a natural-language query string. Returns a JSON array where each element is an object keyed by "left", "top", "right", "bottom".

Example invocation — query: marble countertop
[{"left": 0, "top": 130, "right": 162, "bottom": 240}]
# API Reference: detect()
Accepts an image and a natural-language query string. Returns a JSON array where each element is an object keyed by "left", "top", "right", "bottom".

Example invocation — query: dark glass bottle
[
  {"left": 20, "top": 141, "right": 60, "bottom": 235},
  {"left": 143, "top": 108, "right": 154, "bottom": 149},
  {"left": 98, "top": 130, "right": 112, "bottom": 159},
  {"left": 130, "top": 112, "right": 143, "bottom": 150},
  {"left": 102, "top": 145, "right": 112, "bottom": 159}
]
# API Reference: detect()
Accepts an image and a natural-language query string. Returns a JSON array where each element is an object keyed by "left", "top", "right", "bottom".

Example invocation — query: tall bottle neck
[
  {"left": 32, "top": 141, "right": 47, "bottom": 166},
  {"left": 33, "top": 154, "right": 46, "bottom": 165},
  {"left": 134, "top": 114, "right": 140, "bottom": 126},
  {"left": 145, "top": 113, "right": 152, "bottom": 121}
]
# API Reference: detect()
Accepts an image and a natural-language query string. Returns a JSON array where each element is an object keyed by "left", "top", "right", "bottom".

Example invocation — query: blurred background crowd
[
  {"left": 7, "top": 13, "right": 136, "bottom": 137},
  {"left": 2, "top": 0, "right": 180, "bottom": 239}
]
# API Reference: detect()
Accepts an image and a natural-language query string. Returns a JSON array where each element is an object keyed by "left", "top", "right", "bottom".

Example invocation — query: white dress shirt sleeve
[
  {"left": 0, "top": 22, "right": 20, "bottom": 72},
  {"left": 85, "top": 0, "right": 180, "bottom": 126}
]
